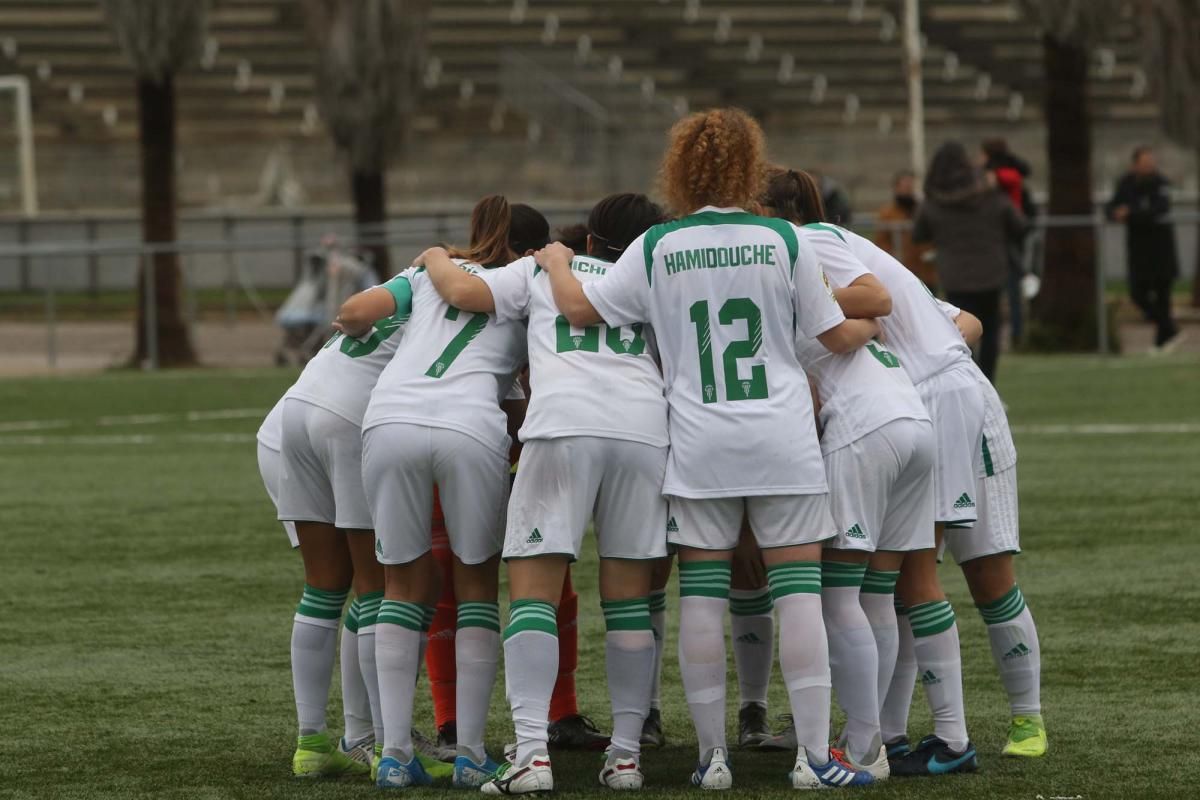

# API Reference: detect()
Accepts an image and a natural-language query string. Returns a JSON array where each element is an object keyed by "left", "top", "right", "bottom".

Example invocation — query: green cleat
[
  {"left": 1002, "top": 715, "right": 1048, "bottom": 757},
  {"left": 293, "top": 731, "right": 369, "bottom": 778}
]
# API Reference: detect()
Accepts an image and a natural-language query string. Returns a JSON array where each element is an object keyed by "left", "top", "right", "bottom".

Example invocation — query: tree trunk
[
  {"left": 1193, "top": 142, "right": 1200, "bottom": 308},
  {"left": 1028, "top": 33, "right": 1101, "bottom": 351},
  {"left": 352, "top": 168, "right": 389, "bottom": 280},
  {"left": 133, "top": 74, "right": 197, "bottom": 367}
]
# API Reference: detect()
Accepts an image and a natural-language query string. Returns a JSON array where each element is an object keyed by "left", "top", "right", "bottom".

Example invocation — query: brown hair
[
  {"left": 658, "top": 108, "right": 767, "bottom": 216},
  {"left": 447, "top": 194, "right": 517, "bottom": 266},
  {"left": 760, "top": 165, "right": 826, "bottom": 225}
]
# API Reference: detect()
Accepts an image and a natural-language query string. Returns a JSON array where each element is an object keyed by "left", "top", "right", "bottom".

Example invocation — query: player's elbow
[{"left": 336, "top": 296, "right": 376, "bottom": 334}]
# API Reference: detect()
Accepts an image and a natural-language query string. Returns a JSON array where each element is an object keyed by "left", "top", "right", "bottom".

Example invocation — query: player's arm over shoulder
[
  {"left": 416, "top": 247, "right": 497, "bottom": 313},
  {"left": 335, "top": 269, "right": 414, "bottom": 336}
]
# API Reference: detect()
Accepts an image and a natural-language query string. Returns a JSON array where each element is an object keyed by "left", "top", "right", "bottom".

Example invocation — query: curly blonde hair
[{"left": 657, "top": 108, "right": 767, "bottom": 216}]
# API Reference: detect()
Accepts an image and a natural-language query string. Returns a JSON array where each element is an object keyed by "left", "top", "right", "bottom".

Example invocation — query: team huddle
[{"left": 255, "top": 108, "right": 1046, "bottom": 792}]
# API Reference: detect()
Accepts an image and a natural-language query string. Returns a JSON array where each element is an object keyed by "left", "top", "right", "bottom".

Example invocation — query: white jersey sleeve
[
  {"left": 479, "top": 256, "right": 535, "bottom": 323},
  {"left": 936, "top": 299, "right": 962, "bottom": 321},
  {"left": 791, "top": 230, "right": 848, "bottom": 339},
  {"left": 804, "top": 223, "right": 871, "bottom": 289},
  {"left": 582, "top": 237, "right": 651, "bottom": 327}
]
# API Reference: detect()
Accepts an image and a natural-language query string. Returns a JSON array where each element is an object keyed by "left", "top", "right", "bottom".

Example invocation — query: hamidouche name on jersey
[{"left": 663, "top": 243, "right": 780, "bottom": 276}]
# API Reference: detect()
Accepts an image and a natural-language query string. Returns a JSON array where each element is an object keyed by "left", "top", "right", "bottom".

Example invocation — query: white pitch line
[
  {"left": 0, "top": 407, "right": 268, "bottom": 432},
  {"left": 1011, "top": 423, "right": 1200, "bottom": 435},
  {"left": 0, "top": 418, "right": 71, "bottom": 432},
  {"left": 186, "top": 408, "right": 265, "bottom": 422},
  {"left": 0, "top": 432, "right": 256, "bottom": 446},
  {"left": 97, "top": 413, "right": 174, "bottom": 426}
]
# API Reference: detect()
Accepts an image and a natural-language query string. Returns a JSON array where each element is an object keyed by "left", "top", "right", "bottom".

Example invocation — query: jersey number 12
[{"left": 689, "top": 298, "right": 768, "bottom": 404}]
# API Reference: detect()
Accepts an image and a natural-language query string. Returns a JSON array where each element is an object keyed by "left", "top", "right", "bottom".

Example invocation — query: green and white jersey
[
  {"left": 802, "top": 223, "right": 972, "bottom": 386},
  {"left": 363, "top": 261, "right": 527, "bottom": 459},
  {"left": 583, "top": 206, "right": 843, "bottom": 498},
  {"left": 283, "top": 275, "right": 409, "bottom": 426},
  {"left": 479, "top": 254, "right": 667, "bottom": 447}
]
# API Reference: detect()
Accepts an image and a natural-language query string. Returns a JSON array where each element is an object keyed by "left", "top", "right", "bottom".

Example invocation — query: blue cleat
[
  {"left": 790, "top": 748, "right": 875, "bottom": 788},
  {"left": 376, "top": 754, "right": 434, "bottom": 789},
  {"left": 890, "top": 735, "right": 978, "bottom": 777},
  {"left": 452, "top": 754, "right": 501, "bottom": 788},
  {"left": 885, "top": 736, "right": 912, "bottom": 761}
]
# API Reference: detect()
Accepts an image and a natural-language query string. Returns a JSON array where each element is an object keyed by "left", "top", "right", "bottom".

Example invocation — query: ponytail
[
  {"left": 760, "top": 166, "right": 826, "bottom": 225},
  {"left": 448, "top": 194, "right": 516, "bottom": 266}
]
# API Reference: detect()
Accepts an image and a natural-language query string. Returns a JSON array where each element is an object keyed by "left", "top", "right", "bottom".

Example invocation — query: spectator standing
[
  {"left": 982, "top": 139, "right": 1038, "bottom": 345},
  {"left": 1104, "top": 146, "right": 1183, "bottom": 352},
  {"left": 873, "top": 170, "right": 937, "bottom": 292},
  {"left": 813, "top": 171, "right": 853, "bottom": 226},
  {"left": 914, "top": 141, "right": 1027, "bottom": 384}
]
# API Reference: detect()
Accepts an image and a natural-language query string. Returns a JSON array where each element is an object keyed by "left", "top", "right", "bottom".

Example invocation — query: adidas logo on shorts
[
  {"left": 666, "top": 517, "right": 679, "bottom": 534},
  {"left": 375, "top": 539, "right": 383, "bottom": 555},
  {"left": 526, "top": 528, "right": 543, "bottom": 545},
  {"left": 953, "top": 492, "right": 976, "bottom": 510},
  {"left": 844, "top": 523, "right": 866, "bottom": 539}
]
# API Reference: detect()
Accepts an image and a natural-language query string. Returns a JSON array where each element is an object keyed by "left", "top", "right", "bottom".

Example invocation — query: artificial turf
[{"left": 1, "top": 354, "right": 1197, "bottom": 799}]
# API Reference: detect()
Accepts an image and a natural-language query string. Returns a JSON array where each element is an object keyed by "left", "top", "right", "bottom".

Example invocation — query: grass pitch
[{"left": 1, "top": 355, "right": 1198, "bottom": 799}]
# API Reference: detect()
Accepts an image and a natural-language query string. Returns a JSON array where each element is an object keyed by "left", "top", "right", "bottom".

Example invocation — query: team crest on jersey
[
  {"left": 432, "top": 361, "right": 447, "bottom": 376},
  {"left": 703, "top": 384, "right": 715, "bottom": 401}
]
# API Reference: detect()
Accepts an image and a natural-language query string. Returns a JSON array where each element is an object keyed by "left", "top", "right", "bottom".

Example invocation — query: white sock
[
  {"left": 291, "top": 585, "right": 348, "bottom": 735},
  {"left": 456, "top": 602, "right": 501, "bottom": 764},
  {"left": 769, "top": 562, "right": 830, "bottom": 764},
  {"left": 978, "top": 587, "right": 1041, "bottom": 716},
  {"left": 908, "top": 600, "right": 969, "bottom": 752},
  {"left": 677, "top": 561, "right": 732, "bottom": 760},
  {"left": 602, "top": 597, "right": 656, "bottom": 756},
  {"left": 356, "top": 627, "right": 384, "bottom": 742},
  {"left": 880, "top": 607, "right": 917, "bottom": 743},
  {"left": 340, "top": 620, "right": 373, "bottom": 743},
  {"left": 822, "top": 583, "right": 880, "bottom": 764},
  {"left": 729, "top": 588, "right": 774, "bottom": 709},
  {"left": 376, "top": 601, "right": 429, "bottom": 761},
  {"left": 504, "top": 600, "right": 559, "bottom": 764},
  {"left": 860, "top": 590, "right": 900, "bottom": 708},
  {"left": 648, "top": 590, "right": 667, "bottom": 711}
]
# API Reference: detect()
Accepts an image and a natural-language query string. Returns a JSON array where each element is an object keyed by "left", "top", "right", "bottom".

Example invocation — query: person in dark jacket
[
  {"left": 982, "top": 139, "right": 1038, "bottom": 346},
  {"left": 914, "top": 141, "right": 1027, "bottom": 383},
  {"left": 1104, "top": 146, "right": 1183, "bottom": 351}
]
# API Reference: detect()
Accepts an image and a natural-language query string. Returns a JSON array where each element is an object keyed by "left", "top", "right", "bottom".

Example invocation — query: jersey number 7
[{"left": 425, "top": 307, "right": 488, "bottom": 378}]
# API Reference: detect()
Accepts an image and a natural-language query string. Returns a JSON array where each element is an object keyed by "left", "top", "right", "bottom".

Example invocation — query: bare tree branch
[{"left": 99, "top": 0, "right": 210, "bottom": 84}]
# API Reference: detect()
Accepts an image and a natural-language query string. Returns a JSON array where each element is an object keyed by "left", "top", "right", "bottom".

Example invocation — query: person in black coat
[{"left": 1105, "top": 146, "right": 1183, "bottom": 350}]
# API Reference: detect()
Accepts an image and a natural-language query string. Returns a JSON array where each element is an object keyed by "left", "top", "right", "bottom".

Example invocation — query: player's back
[{"left": 363, "top": 262, "right": 526, "bottom": 456}]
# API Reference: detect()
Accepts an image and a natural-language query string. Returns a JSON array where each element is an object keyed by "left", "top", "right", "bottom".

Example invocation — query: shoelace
[{"left": 828, "top": 747, "right": 855, "bottom": 770}]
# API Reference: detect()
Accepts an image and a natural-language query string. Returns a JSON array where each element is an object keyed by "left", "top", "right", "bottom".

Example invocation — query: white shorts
[
  {"left": 942, "top": 465, "right": 1021, "bottom": 563},
  {"left": 277, "top": 398, "right": 374, "bottom": 530},
  {"left": 256, "top": 441, "right": 299, "bottom": 548},
  {"left": 824, "top": 418, "right": 936, "bottom": 553},
  {"left": 977, "top": 377, "right": 1017, "bottom": 478},
  {"left": 362, "top": 422, "right": 508, "bottom": 566},
  {"left": 916, "top": 363, "right": 986, "bottom": 525},
  {"left": 503, "top": 437, "right": 669, "bottom": 561},
  {"left": 667, "top": 494, "right": 836, "bottom": 551}
]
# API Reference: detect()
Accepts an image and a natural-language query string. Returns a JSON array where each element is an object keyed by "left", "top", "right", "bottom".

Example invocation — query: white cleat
[
  {"left": 340, "top": 733, "right": 375, "bottom": 769},
  {"left": 690, "top": 747, "right": 733, "bottom": 790},
  {"left": 599, "top": 749, "right": 644, "bottom": 791},
  {"left": 481, "top": 750, "right": 554, "bottom": 795},
  {"left": 837, "top": 743, "right": 889, "bottom": 782}
]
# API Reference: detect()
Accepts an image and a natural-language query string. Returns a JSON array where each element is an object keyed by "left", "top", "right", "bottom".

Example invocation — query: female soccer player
[
  {"left": 773, "top": 168, "right": 984, "bottom": 777},
  {"left": 413, "top": 193, "right": 669, "bottom": 793},
  {"left": 536, "top": 109, "right": 879, "bottom": 790},
  {"left": 344, "top": 195, "right": 538, "bottom": 789}
]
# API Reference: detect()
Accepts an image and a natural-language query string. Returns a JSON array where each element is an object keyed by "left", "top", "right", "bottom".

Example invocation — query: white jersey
[
  {"left": 363, "top": 262, "right": 527, "bottom": 459},
  {"left": 256, "top": 396, "right": 284, "bottom": 451},
  {"left": 282, "top": 275, "right": 409, "bottom": 426},
  {"left": 802, "top": 223, "right": 972, "bottom": 386},
  {"left": 479, "top": 254, "right": 668, "bottom": 447},
  {"left": 584, "top": 206, "right": 845, "bottom": 498}
]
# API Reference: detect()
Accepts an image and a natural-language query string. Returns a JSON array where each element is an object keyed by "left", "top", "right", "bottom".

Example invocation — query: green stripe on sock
[
  {"left": 894, "top": 597, "right": 908, "bottom": 615},
  {"left": 821, "top": 561, "right": 868, "bottom": 588},
  {"left": 343, "top": 599, "right": 361, "bottom": 634},
  {"left": 908, "top": 600, "right": 957, "bottom": 637},
  {"left": 601, "top": 597, "right": 652, "bottom": 632},
  {"left": 421, "top": 604, "right": 436, "bottom": 632},
  {"left": 356, "top": 591, "right": 384, "bottom": 628},
  {"left": 377, "top": 600, "right": 429, "bottom": 632},
  {"left": 977, "top": 585, "right": 1026, "bottom": 625},
  {"left": 297, "top": 585, "right": 349, "bottom": 620},
  {"left": 678, "top": 561, "right": 731, "bottom": 599},
  {"left": 729, "top": 588, "right": 773, "bottom": 616},
  {"left": 457, "top": 601, "right": 501, "bottom": 632},
  {"left": 862, "top": 569, "right": 901, "bottom": 595},
  {"left": 648, "top": 590, "right": 667, "bottom": 614},
  {"left": 766, "top": 561, "right": 821, "bottom": 599},
  {"left": 504, "top": 599, "right": 558, "bottom": 638}
]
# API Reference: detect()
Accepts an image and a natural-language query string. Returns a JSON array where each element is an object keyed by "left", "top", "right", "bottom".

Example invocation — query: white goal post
[{"left": 0, "top": 74, "right": 38, "bottom": 216}]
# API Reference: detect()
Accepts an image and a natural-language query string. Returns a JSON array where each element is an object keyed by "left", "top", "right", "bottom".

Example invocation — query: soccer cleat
[
  {"left": 830, "top": 743, "right": 890, "bottom": 782},
  {"left": 293, "top": 730, "right": 369, "bottom": 778},
  {"left": 737, "top": 702, "right": 771, "bottom": 748},
  {"left": 790, "top": 748, "right": 875, "bottom": 789},
  {"left": 884, "top": 736, "right": 911, "bottom": 761},
  {"left": 481, "top": 751, "right": 554, "bottom": 795},
  {"left": 599, "top": 748, "right": 644, "bottom": 791},
  {"left": 453, "top": 754, "right": 501, "bottom": 788},
  {"left": 640, "top": 708, "right": 665, "bottom": 749},
  {"left": 548, "top": 714, "right": 610, "bottom": 751},
  {"left": 690, "top": 747, "right": 733, "bottom": 790},
  {"left": 1002, "top": 715, "right": 1048, "bottom": 758},
  {"left": 890, "top": 735, "right": 978, "bottom": 777},
  {"left": 340, "top": 733, "right": 375, "bottom": 771},
  {"left": 754, "top": 714, "right": 796, "bottom": 752},
  {"left": 375, "top": 754, "right": 434, "bottom": 788},
  {"left": 414, "top": 726, "right": 456, "bottom": 765}
]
